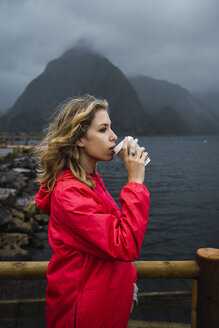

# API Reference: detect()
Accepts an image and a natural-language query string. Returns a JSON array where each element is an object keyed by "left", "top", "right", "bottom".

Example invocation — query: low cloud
[{"left": 0, "top": 0, "right": 219, "bottom": 110}]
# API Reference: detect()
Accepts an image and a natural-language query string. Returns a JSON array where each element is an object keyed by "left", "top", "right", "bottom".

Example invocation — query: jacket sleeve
[
  {"left": 131, "top": 263, "right": 137, "bottom": 283},
  {"left": 52, "top": 181, "right": 150, "bottom": 262}
]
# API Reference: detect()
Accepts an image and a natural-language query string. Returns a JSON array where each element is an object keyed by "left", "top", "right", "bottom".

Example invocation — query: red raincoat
[{"left": 35, "top": 169, "right": 150, "bottom": 328}]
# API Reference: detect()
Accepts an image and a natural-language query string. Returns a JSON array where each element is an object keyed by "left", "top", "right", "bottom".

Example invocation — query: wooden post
[
  {"left": 196, "top": 248, "right": 219, "bottom": 328},
  {"left": 191, "top": 279, "right": 198, "bottom": 328}
]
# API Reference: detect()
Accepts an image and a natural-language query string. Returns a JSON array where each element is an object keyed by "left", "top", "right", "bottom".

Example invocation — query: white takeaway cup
[{"left": 114, "top": 136, "right": 151, "bottom": 166}]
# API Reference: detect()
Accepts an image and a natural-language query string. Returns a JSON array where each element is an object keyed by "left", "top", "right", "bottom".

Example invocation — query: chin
[{"left": 101, "top": 154, "right": 114, "bottom": 162}]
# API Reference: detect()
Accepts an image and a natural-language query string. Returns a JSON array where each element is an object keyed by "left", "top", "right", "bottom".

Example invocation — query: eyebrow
[{"left": 98, "top": 122, "right": 111, "bottom": 127}]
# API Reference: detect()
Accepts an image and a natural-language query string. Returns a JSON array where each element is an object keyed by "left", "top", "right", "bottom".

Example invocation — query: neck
[{"left": 79, "top": 152, "right": 97, "bottom": 174}]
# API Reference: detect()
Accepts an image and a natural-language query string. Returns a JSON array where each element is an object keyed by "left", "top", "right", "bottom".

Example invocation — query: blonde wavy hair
[{"left": 35, "top": 95, "right": 109, "bottom": 190}]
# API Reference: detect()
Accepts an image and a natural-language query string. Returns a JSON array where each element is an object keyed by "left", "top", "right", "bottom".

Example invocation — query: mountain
[
  {"left": 129, "top": 75, "right": 219, "bottom": 135},
  {"left": 193, "top": 91, "right": 219, "bottom": 121},
  {"left": 0, "top": 47, "right": 157, "bottom": 135},
  {"left": 2, "top": 46, "right": 218, "bottom": 136}
]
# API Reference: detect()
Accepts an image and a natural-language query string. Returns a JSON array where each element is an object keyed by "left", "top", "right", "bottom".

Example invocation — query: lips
[{"left": 109, "top": 144, "right": 116, "bottom": 150}]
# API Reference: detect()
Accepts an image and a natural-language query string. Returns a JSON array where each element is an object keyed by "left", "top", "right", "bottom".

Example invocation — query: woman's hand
[
  {"left": 122, "top": 137, "right": 148, "bottom": 185},
  {"left": 130, "top": 301, "right": 135, "bottom": 314}
]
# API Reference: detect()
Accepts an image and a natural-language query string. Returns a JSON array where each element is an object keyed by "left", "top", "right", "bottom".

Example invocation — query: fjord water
[{"left": 99, "top": 135, "right": 219, "bottom": 261}]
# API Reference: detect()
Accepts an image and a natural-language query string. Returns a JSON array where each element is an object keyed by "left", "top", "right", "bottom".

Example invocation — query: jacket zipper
[{"left": 74, "top": 300, "right": 78, "bottom": 327}]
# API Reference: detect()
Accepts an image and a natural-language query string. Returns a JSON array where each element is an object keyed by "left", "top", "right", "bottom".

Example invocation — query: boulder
[
  {"left": 28, "top": 217, "right": 40, "bottom": 232},
  {"left": 0, "top": 187, "right": 17, "bottom": 206},
  {"left": 0, "top": 171, "right": 26, "bottom": 191},
  {"left": 23, "top": 199, "right": 38, "bottom": 216},
  {"left": 13, "top": 167, "right": 32, "bottom": 178},
  {"left": 31, "top": 234, "right": 44, "bottom": 249},
  {"left": 6, "top": 217, "right": 35, "bottom": 234},
  {"left": 11, "top": 208, "right": 25, "bottom": 220},
  {"left": 0, "top": 244, "right": 29, "bottom": 258},
  {"left": 13, "top": 155, "right": 36, "bottom": 171},
  {"left": 43, "top": 225, "right": 48, "bottom": 232},
  {"left": 0, "top": 232, "right": 29, "bottom": 248},
  {"left": 0, "top": 232, "right": 30, "bottom": 259},
  {"left": 0, "top": 162, "right": 12, "bottom": 171},
  {"left": 15, "top": 196, "right": 29, "bottom": 208},
  {"left": 34, "top": 214, "right": 49, "bottom": 224},
  {"left": 0, "top": 204, "right": 12, "bottom": 226},
  {"left": 23, "top": 180, "right": 39, "bottom": 196}
]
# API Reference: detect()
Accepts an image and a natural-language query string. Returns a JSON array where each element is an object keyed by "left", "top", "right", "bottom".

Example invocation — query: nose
[{"left": 110, "top": 129, "right": 118, "bottom": 141}]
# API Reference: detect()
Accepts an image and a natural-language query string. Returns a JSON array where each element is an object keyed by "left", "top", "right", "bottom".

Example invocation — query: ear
[{"left": 76, "top": 138, "right": 85, "bottom": 147}]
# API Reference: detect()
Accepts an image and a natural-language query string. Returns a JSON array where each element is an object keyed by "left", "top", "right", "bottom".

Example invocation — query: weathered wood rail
[
  {"left": 0, "top": 260, "right": 200, "bottom": 280},
  {"left": 0, "top": 132, "right": 42, "bottom": 147},
  {"left": 0, "top": 248, "right": 219, "bottom": 327}
]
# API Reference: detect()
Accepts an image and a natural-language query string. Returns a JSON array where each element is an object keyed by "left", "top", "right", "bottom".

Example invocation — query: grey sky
[{"left": 0, "top": 0, "right": 219, "bottom": 111}]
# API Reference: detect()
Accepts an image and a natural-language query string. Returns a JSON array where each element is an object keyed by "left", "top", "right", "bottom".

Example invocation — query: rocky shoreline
[{"left": 0, "top": 148, "right": 49, "bottom": 260}]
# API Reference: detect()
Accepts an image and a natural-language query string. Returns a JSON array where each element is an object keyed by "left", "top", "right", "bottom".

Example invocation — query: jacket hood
[
  {"left": 35, "top": 185, "right": 51, "bottom": 214},
  {"left": 35, "top": 169, "right": 99, "bottom": 214}
]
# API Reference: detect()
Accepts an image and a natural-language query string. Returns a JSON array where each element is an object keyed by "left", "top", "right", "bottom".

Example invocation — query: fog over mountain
[
  {"left": 129, "top": 76, "right": 219, "bottom": 135},
  {"left": 0, "top": 45, "right": 218, "bottom": 135},
  {"left": 0, "top": 46, "right": 157, "bottom": 135},
  {"left": 192, "top": 91, "right": 219, "bottom": 121},
  {"left": 1, "top": 1, "right": 219, "bottom": 113}
]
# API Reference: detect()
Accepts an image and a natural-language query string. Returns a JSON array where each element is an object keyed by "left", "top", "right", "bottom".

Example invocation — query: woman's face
[{"left": 78, "top": 110, "right": 118, "bottom": 171}]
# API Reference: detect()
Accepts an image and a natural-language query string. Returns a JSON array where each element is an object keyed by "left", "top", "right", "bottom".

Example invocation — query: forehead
[{"left": 91, "top": 110, "right": 111, "bottom": 127}]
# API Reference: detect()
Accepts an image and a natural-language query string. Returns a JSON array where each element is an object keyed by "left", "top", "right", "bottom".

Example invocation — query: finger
[
  {"left": 136, "top": 147, "right": 145, "bottom": 159},
  {"left": 122, "top": 137, "right": 129, "bottom": 157},
  {"left": 129, "top": 138, "right": 138, "bottom": 155},
  {"left": 141, "top": 152, "right": 149, "bottom": 163}
]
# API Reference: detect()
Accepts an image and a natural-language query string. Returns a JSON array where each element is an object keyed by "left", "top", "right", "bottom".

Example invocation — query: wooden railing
[
  {"left": 0, "top": 248, "right": 219, "bottom": 327},
  {"left": 0, "top": 260, "right": 200, "bottom": 280},
  {"left": 0, "top": 132, "right": 42, "bottom": 147}
]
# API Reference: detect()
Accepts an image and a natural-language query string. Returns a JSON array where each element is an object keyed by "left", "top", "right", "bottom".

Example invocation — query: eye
[{"left": 99, "top": 128, "right": 107, "bottom": 132}]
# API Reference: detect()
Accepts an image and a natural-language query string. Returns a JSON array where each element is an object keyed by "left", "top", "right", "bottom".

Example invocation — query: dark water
[
  {"left": 98, "top": 135, "right": 219, "bottom": 261},
  {"left": 1, "top": 135, "right": 219, "bottom": 326}
]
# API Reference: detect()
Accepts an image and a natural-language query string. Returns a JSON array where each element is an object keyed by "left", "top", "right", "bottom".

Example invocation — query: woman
[{"left": 35, "top": 95, "right": 150, "bottom": 328}]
